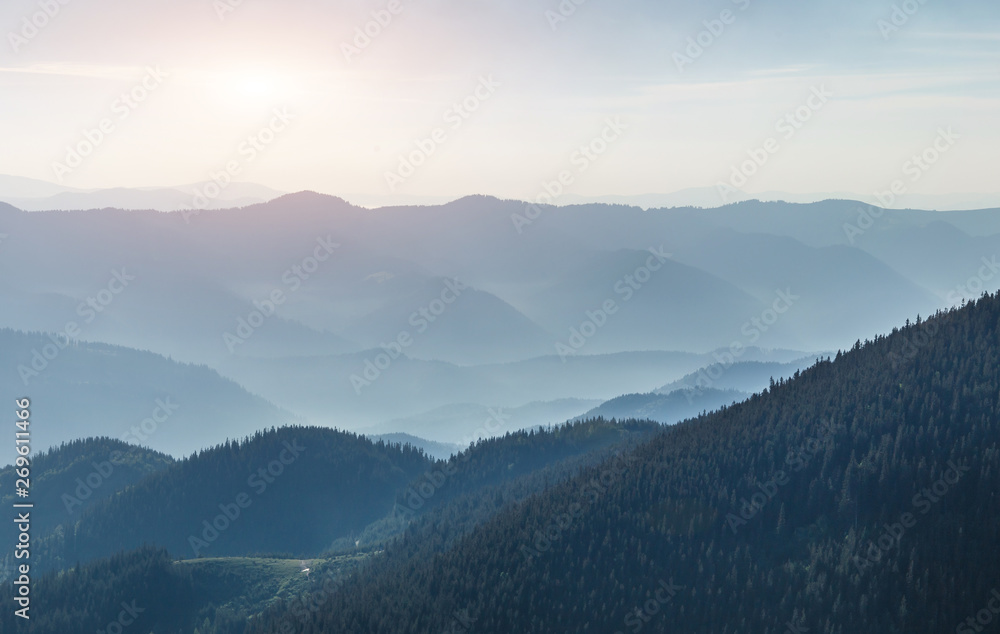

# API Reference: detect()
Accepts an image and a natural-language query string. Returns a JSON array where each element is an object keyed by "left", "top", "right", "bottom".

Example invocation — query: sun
[
  {"left": 232, "top": 71, "right": 282, "bottom": 99},
  {"left": 188, "top": 65, "right": 312, "bottom": 120}
]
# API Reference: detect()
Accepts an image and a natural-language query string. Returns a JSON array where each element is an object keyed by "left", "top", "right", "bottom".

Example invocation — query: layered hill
[
  {"left": 6, "top": 194, "right": 995, "bottom": 443},
  {"left": 247, "top": 292, "right": 1000, "bottom": 634},
  {"left": 0, "top": 438, "right": 173, "bottom": 585},
  {"left": 9, "top": 418, "right": 663, "bottom": 633},
  {"left": 36, "top": 427, "right": 433, "bottom": 571},
  {"left": 0, "top": 328, "right": 294, "bottom": 456}
]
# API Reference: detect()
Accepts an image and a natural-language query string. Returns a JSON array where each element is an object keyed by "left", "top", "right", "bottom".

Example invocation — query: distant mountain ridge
[
  {"left": 0, "top": 174, "right": 284, "bottom": 211},
  {"left": 574, "top": 387, "right": 750, "bottom": 424},
  {"left": 8, "top": 294, "right": 1000, "bottom": 633},
  {"left": 0, "top": 328, "right": 295, "bottom": 456},
  {"left": 656, "top": 357, "right": 820, "bottom": 395},
  {"left": 3, "top": 190, "right": 999, "bottom": 446},
  {"left": 557, "top": 188, "right": 1000, "bottom": 212}
]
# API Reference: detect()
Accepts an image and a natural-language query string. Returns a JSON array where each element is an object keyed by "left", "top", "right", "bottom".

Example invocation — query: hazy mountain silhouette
[
  {"left": 0, "top": 175, "right": 283, "bottom": 211},
  {"left": 3, "top": 193, "right": 998, "bottom": 446},
  {"left": 0, "top": 329, "right": 295, "bottom": 456}
]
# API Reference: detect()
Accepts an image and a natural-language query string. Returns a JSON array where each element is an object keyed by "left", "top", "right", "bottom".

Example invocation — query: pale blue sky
[{"left": 0, "top": 0, "right": 997, "bottom": 200}]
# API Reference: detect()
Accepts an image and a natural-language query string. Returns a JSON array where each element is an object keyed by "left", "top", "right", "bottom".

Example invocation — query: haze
[{"left": 1, "top": 0, "right": 999, "bottom": 204}]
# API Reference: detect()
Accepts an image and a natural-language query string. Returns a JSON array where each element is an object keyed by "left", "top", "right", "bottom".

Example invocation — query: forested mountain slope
[
  {"left": 250, "top": 293, "right": 1000, "bottom": 634},
  {"left": 0, "top": 438, "right": 174, "bottom": 584},
  {"left": 6, "top": 419, "right": 662, "bottom": 633},
  {"left": 574, "top": 388, "right": 749, "bottom": 425},
  {"left": 37, "top": 427, "right": 433, "bottom": 571},
  {"left": 0, "top": 437, "right": 173, "bottom": 536},
  {"left": 342, "top": 418, "right": 661, "bottom": 550}
]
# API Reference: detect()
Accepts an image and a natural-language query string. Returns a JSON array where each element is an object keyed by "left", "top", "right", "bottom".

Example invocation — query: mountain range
[
  {"left": 5, "top": 175, "right": 998, "bottom": 212},
  {"left": 6, "top": 289, "right": 999, "bottom": 633},
  {"left": 3, "top": 192, "right": 997, "bottom": 446}
]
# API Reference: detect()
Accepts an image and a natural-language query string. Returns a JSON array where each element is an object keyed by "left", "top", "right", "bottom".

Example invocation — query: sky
[{"left": 0, "top": 0, "right": 998, "bottom": 203}]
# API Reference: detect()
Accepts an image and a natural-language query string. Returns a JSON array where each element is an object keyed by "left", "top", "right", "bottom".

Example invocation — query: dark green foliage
[
  {"left": 402, "top": 417, "right": 661, "bottom": 515},
  {"left": 248, "top": 293, "right": 1000, "bottom": 634},
  {"left": 0, "top": 547, "right": 197, "bottom": 633},
  {"left": 0, "top": 547, "right": 367, "bottom": 634},
  {"left": 0, "top": 438, "right": 173, "bottom": 570},
  {"left": 6, "top": 418, "right": 657, "bottom": 634},
  {"left": 335, "top": 417, "right": 661, "bottom": 552},
  {"left": 576, "top": 388, "right": 749, "bottom": 423},
  {"left": 37, "top": 426, "right": 433, "bottom": 570},
  {"left": 16, "top": 293, "right": 1000, "bottom": 633}
]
